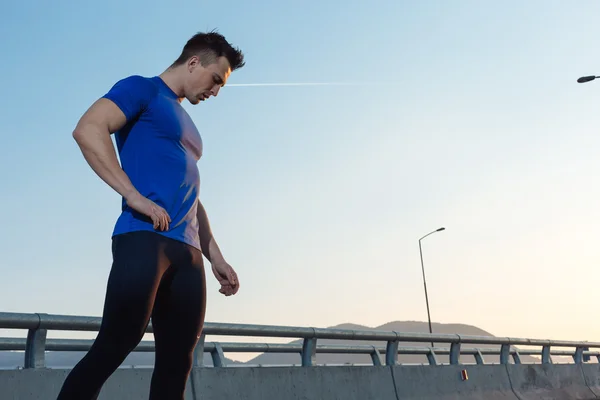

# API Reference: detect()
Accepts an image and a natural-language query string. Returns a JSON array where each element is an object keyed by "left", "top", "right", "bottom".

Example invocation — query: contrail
[{"left": 226, "top": 82, "right": 375, "bottom": 87}]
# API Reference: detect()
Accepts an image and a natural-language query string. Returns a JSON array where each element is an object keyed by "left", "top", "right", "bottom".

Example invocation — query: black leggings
[{"left": 56, "top": 231, "right": 207, "bottom": 400}]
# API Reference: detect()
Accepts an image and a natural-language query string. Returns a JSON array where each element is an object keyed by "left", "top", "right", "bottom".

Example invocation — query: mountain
[{"left": 0, "top": 321, "right": 539, "bottom": 369}]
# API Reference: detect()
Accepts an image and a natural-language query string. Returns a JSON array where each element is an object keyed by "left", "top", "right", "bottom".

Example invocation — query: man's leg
[
  {"left": 149, "top": 239, "right": 207, "bottom": 400},
  {"left": 56, "top": 231, "right": 170, "bottom": 400}
]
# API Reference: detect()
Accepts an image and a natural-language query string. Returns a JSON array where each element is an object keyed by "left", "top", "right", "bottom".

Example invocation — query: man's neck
[{"left": 159, "top": 67, "right": 185, "bottom": 101}]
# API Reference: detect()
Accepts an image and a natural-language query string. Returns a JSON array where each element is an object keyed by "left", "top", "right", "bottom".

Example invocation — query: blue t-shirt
[{"left": 102, "top": 75, "right": 203, "bottom": 251}]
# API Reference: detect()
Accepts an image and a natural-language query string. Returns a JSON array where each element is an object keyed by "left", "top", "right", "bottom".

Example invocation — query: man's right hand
[{"left": 125, "top": 191, "right": 171, "bottom": 231}]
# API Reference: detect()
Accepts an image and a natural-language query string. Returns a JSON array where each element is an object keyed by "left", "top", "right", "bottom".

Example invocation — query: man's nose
[{"left": 211, "top": 85, "right": 221, "bottom": 97}]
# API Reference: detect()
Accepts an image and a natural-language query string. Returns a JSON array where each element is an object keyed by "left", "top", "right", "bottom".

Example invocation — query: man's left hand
[{"left": 211, "top": 260, "right": 240, "bottom": 296}]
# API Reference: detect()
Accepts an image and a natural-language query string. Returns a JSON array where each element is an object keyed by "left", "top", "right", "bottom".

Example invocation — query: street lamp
[{"left": 419, "top": 227, "right": 446, "bottom": 348}]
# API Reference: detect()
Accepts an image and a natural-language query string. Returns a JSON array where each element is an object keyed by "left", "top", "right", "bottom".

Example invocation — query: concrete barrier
[
  {"left": 580, "top": 364, "right": 600, "bottom": 398},
  {"left": 0, "top": 366, "right": 395, "bottom": 400},
  {"left": 191, "top": 366, "right": 397, "bottom": 400},
  {"left": 2, "top": 364, "right": 600, "bottom": 400},
  {"left": 392, "top": 365, "right": 518, "bottom": 400},
  {"left": 0, "top": 368, "right": 193, "bottom": 400},
  {"left": 506, "top": 364, "right": 598, "bottom": 400}
]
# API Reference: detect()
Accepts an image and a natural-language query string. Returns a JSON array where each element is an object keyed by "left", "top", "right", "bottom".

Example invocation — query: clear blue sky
[{"left": 2, "top": 1, "right": 600, "bottom": 357}]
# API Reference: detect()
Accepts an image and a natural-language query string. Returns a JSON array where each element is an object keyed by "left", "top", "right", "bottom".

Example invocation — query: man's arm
[
  {"left": 73, "top": 98, "right": 137, "bottom": 199},
  {"left": 196, "top": 199, "right": 225, "bottom": 263},
  {"left": 197, "top": 199, "right": 239, "bottom": 296},
  {"left": 72, "top": 97, "right": 171, "bottom": 231}
]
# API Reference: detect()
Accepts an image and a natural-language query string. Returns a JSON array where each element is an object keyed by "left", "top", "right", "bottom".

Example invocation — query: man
[{"left": 56, "top": 31, "right": 245, "bottom": 400}]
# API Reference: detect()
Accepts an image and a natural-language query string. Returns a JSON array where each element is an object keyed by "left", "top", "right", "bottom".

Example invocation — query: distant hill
[{"left": 0, "top": 321, "right": 539, "bottom": 369}]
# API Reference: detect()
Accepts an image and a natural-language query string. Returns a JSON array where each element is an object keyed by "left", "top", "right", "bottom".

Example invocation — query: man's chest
[{"left": 146, "top": 97, "right": 203, "bottom": 160}]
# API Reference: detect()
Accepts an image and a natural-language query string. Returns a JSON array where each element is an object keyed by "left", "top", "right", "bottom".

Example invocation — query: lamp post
[{"left": 419, "top": 227, "right": 445, "bottom": 348}]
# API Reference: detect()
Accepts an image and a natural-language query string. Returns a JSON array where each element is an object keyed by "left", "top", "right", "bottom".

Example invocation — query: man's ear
[{"left": 188, "top": 55, "right": 200, "bottom": 72}]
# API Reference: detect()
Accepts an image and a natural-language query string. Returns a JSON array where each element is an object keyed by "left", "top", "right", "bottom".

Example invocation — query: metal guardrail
[{"left": 0, "top": 312, "right": 597, "bottom": 369}]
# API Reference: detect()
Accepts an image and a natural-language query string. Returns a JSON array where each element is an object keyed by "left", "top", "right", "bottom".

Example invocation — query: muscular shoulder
[
  {"left": 102, "top": 75, "right": 159, "bottom": 122},
  {"left": 110, "top": 75, "right": 158, "bottom": 97}
]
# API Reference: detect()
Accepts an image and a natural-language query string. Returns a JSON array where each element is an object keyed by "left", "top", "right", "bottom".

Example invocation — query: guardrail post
[
  {"left": 427, "top": 349, "right": 438, "bottom": 366},
  {"left": 193, "top": 334, "right": 206, "bottom": 367},
  {"left": 211, "top": 343, "right": 226, "bottom": 368},
  {"left": 24, "top": 313, "right": 47, "bottom": 369},
  {"left": 301, "top": 338, "right": 317, "bottom": 367},
  {"left": 449, "top": 343, "right": 461, "bottom": 365},
  {"left": 542, "top": 345, "right": 552, "bottom": 364},
  {"left": 385, "top": 340, "right": 399, "bottom": 366},
  {"left": 370, "top": 346, "right": 382, "bottom": 366},
  {"left": 512, "top": 350, "right": 522, "bottom": 364},
  {"left": 583, "top": 347, "right": 590, "bottom": 362},
  {"left": 500, "top": 344, "right": 510, "bottom": 365},
  {"left": 573, "top": 347, "right": 589, "bottom": 364},
  {"left": 474, "top": 349, "right": 485, "bottom": 365}
]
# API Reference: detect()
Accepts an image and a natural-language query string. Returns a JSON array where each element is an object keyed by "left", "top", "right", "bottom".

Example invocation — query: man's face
[{"left": 184, "top": 55, "right": 232, "bottom": 105}]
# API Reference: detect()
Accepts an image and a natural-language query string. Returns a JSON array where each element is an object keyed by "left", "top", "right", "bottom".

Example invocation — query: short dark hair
[{"left": 172, "top": 30, "right": 245, "bottom": 71}]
